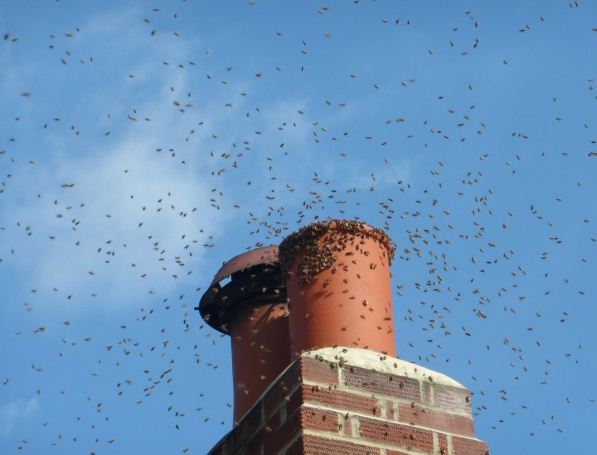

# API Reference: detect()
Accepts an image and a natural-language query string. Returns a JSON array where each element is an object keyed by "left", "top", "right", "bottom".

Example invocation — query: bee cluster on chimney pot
[{"left": 278, "top": 219, "right": 395, "bottom": 287}]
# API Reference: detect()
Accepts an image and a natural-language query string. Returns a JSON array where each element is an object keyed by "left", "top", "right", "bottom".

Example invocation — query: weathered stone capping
[{"left": 208, "top": 347, "right": 489, "bottom": 455}]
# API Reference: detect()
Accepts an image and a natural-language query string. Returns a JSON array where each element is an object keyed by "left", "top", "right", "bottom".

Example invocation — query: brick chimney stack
[{"left": 199, "top": 220, "right": 489, "bottom": 454}]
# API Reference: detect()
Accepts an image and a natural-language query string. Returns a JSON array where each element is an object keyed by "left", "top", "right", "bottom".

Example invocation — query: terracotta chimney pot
[
  {"left": 279, "top": 220, "right": 396, "bottom": 359},
  {"left": 197, "top": 246, "right": 290, "bottom": 424}
]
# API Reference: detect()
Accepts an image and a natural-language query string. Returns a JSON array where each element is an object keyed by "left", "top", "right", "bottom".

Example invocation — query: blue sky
[{"left": 0, "top": 1, "right": 595, "bottom": 453}]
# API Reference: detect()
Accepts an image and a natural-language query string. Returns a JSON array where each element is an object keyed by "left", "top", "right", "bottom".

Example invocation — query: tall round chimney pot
[
  {"left": 197, "top": 246, "right": 291, "bottom": 424},
  {"left": 279, "top": 220, "right": 396, "bottom": 359}
]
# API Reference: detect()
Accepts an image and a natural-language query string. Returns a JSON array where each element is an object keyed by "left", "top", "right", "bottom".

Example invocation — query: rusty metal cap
[{"left": 197, "top": 246, "right": 287, "bottom": 334}]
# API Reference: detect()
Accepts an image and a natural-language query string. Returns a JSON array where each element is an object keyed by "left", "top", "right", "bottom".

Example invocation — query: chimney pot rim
[
  {"left": 197, "top": 246, "right": 286, "bottom": 333},
  {"left": 211, "top": 245, "right": 279, "bottom": 286}
]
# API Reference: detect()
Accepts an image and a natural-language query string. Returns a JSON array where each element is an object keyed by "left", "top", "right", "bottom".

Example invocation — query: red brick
[
  {"left": 433, "top": 385, "right": 472, "bottom": 415},
  {"left": 244, "top": 427, "right": 266, "bottom": 454},
  {"left": 263, "top": 410, "right": 302, "bottom": 454},
  {"left": 300, "top": 407, "right": 339, "bottom": 432},
  {"left": 269, "top": 408, "right": 285, "bottom": 432},
  {"left": 452, "top": 436, "right": 489, "bottom": 455},
  {"left": 206, "top": 356, "right": 489, "bottom": 455},
  {"left": 438, "top": 433, "right": 449, "bottom": 455},
  {"left": 359, "top": 417, "right": 434, "bottom": 453},
  {"left": 287, "top": 386, "right": 303, "bottom": 418},
  {"left": 343, "top": 366, "right": 421, "bottom": 402},
  {"left": 301, "top": 434, "right": 382, "bottom": 455},
  {"left": 284, "top": 435, "right": 304, "bottom": 455},
  {"left": 303, "top": 385, "right": 381, "bottom": 417},
  {"left": 218, "top": 400, "right": 263, "bottom": 453},
  {"left": 264, "top": 361, "right": 301, "bottom": 419},
  {"left": 247, "top": 413, "right": 286, "bottom": 453},
  {"left": 398, "top": 403, "right": 474, "bottom": 436},
  {"left": 301, "top": 356, "right": 340, "bottom": 385}
]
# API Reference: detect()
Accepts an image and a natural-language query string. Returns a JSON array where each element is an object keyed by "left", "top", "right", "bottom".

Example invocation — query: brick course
[
  {"left": 208, "top": 349, "right": 489, "bottom": 455},
  {"left": 452, "top": 435, "right": 489, "bottom": 455},
  {"left": 398, "top": 403, "right": 474, "bottom": 436},
  {"left": 359, "top": 418, "right": 435, "bottom": 453},
  {"left": 434, "top": 384, "right": 472, "bottom": 415},
  {"left": 343, "top": 366, "right": 421, "bottom": 402},
  {"left": 301, "top": 356, "right": 339, "bottom": 385},
  {"left": 301, "top": 434, "right": 382, "bottom": 455},
  {"left": 300, "top": 407, "right": 339, "bottom": 432},
  {"left": 302, "top": 385, "right": 382, "bottom": 417}
]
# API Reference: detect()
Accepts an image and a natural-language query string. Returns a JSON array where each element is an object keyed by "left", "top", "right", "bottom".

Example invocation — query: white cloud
[
  {"left": 0, "top": 7, "right": 230, "bottom": 310},
  {"left": 0, "top": 397, "right": 39, "bottom": 436},
  {"left": 5, "top": 131, "right": 223, "bottom": 308},
  {"left": 1, "top": 4, "right": 413, "bottom": 314}
]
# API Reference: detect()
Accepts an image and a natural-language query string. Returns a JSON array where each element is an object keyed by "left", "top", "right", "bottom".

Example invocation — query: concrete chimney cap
[{"left": 210, "top": 245, "right": 279, "bottom": 286}]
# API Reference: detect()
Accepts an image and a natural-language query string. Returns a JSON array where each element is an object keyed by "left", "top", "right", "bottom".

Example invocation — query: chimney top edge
[{"left": 302, "top": 346, "right": 465, "bottom": 389}]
